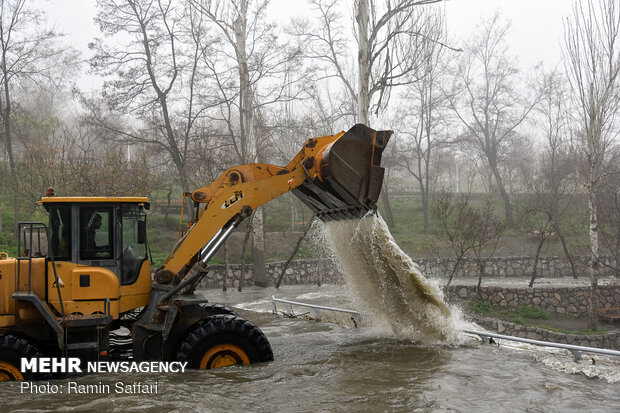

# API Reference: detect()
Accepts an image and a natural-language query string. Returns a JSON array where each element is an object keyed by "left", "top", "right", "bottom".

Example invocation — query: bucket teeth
[{"left": 294, "top": 124, "right": 392, "bottom": 222}]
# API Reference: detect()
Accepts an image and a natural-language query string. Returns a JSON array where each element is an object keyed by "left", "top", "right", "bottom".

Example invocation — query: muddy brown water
[{"left": 2, "top": 284, "right": 619, "bottom": 412}]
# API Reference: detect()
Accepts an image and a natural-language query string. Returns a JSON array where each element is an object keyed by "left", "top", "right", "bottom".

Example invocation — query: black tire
[
  {"left": 199, "top": 302, "right": 238, "bottom": 317},
  {"left": 176, "top": 314, "right": 273, "bottom": 369},
  {"left": 0, "top": 334, "right": 45, "bottom": 381}
]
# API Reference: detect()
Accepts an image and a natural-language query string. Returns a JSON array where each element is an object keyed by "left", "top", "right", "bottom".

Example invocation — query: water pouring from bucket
[
  {"left": 322, "top": 213, "right": 464, "bottom": 345},
  {"left": 300, "top": 124, "right": 463, "bottom": 345}
]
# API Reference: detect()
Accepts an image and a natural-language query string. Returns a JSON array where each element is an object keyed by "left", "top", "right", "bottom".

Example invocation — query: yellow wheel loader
[{"left": 0, "top": 124, "right": 391, "bottom": 379}]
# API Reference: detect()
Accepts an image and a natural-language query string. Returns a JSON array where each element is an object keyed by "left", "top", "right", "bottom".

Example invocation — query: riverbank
[{"left": 446, "top": 276, "right": 620, "bottom": 349}]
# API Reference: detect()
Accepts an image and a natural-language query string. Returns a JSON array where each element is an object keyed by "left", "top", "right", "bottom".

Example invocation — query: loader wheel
[
  {"left": 176, "top": 314, "right": 273, "bottom": 370},
  {"left": 0, "top": 334, "right": 44, "bottom": 381},
  {"left": 199, "top": 302, "right": 237, "bottom": 317}
]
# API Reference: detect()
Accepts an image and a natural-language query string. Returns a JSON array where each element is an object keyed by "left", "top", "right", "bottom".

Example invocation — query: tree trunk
[
  {"left": 356, "top": 0, "right": 370, "bottom": 125},
  {"left": 232, "top": 2, "right": 267, "bottom": 286},
  {"left": 476, "top": 260, "right": 485, "bottom": 298},
  {"left": 276, "top": 217, "right": 314, "bottom": 288},
  {"left": 252, "top": 206, "right": 268, "bottom": 287},
  {"left": 424, "top": 99, "right": 433, "bottom": 233},
  {"left": 2, "top": 71, "right": 18, "bottom": 236},
  {"left": 446, "top": 255, "right": 463, "bottom": 287},
  {"left": 528, "top": 236, "right": 546, "bottom": 287},
  {"left": 238, "top": 215, "right": 254, "bottom": 292},
  {"left": 612, "top": 230, "right": 620, "bottom": 277},
  {"left": 223, "top": 240, "right": 229, "bottom": 292},
  {"left": 421, "top": 189, "right": 429, "bottom": 233},
  {"left": 554, "top": 224, "right": 578, "bottom": 279},
  {"left": 490, "top": 162, "right": 513, "bottom": 227},
  {"left": 380, "top": 187, "right": 395, "bottom": 228},
  {"left": 587, "top": 86, "right": 598, "bottom": 331},
  {"left": 165, "top": 188, "right": 172, "bottom": 221},
  {"left": 290, "top": 196, "right": 297, "bottom": 230},
  {"left": 614, "top": 227, "right": 620, "bottom": 277},
  {"left": 159, "top": 93, "right": 190, "bottom": 193},
  {"left": 234, "top": 1, "right": 254, "bottom": 162},
  {"left": 587, "top": 188, "right": 599, "bottom": 331}
]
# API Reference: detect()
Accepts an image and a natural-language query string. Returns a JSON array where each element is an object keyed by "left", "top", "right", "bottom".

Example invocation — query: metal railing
[
  {"left": 270, "top": 296, "right": 620, "bottom": 362},
  {"left": 17, "top": 222, "right": 48, "bottom": 293},
  {"left": 270, "top": 296, "right": 620, "bottom": 361},
  {"left": 271, "top": 296, "right": 364, "bottom": 327},
  {"left": 463, "top": 329, "right": 620, "bottom": 362},
  {"left": 16, "top": 222, "right": 65, "bottom": 320}
]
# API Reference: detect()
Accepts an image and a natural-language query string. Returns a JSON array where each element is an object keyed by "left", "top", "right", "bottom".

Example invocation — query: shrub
[{"left": 471, "top": 300, "right": 492, "bottom": 314}]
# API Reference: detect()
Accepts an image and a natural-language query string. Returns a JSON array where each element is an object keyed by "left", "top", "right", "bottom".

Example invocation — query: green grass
[
  {"left": 470, "top": 300, "right": 493, "bottom": 314},
  {"left": 470, "top": 302, "right": 549, "bottom": 321},
  {"left": 468, "top": 301, "right": 608, "bottom": 335},
  {"left": 516, "top": 304, "right": 549, "bottom": 320},
  {"left": 535, "top": 325, "right": 608, "bottom": 335},
  {"left": 375, "top": 191, "right": 592, "bottom": 257},
  {"left": 207, "top": 256, "right": 225, "bottom": 265},
  {"left": 149, "top": 251, "right": 168, "bottom": 268}
]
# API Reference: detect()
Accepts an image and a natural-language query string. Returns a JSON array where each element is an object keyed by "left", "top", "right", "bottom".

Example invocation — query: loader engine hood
[{"left": 293, "top": 124, "right": 392, "bottom": 221}]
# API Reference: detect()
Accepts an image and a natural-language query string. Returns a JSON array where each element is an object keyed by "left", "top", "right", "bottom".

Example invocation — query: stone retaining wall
[
  {"left": 201, "top": 258, "right": 342, "bottom": 289},
  {"left": 445, "top": 284, "right": 620, "bottom": 318},
  {"left": 203, "top": 255, "right": 616, "bottom": 288},
  {"left": 417, "top": 255, "right": 617, "bottom": 278},
  {"left": 471, "top": 315, "right": 620, "bottom": 350}
]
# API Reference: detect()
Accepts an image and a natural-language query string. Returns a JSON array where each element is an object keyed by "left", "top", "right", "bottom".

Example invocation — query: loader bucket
[{"left": 293, "top": 124, "right": 392, "bottom": 221}]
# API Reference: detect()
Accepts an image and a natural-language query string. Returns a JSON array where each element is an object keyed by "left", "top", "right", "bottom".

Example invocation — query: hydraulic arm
[{"left": 156, "top": 124, "right": 392, "bottom": 282}]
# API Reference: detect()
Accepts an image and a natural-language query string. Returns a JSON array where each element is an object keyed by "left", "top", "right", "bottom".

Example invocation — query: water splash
[
  {"left": 321, "top": 213, "right": 465, "bottom": 345},
  {"left": 533, "top": 353, "right": 620, "bottom": 383}
]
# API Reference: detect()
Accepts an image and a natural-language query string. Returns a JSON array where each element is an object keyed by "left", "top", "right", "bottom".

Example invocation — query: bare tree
[
  {"left": 192, "top": 0, "right": 307, "bottom": 287},
  {"left": 516, "top": 198, "right": 553, "bottom": 288},
  {"left": 564, "top": 0, "right": 620, "bottom": 330},
  {"left": 527, "top": 70, "right": 581, "bottom": 282},
  {"left": 395, "top": 12, "right": 451, "bottom": 232},
  {"left": 445, "top": 14, "right": 539, "bottom": 227},
  {"left": 276, "top": 217, "right": 315, "bottom": 288},
  {"left": 379, "top": 140, "right": 396, "bottom": 227},
  {"left": 88, "top": 0, "right": 218, "bottom": 193},
  {"left": 295, "top": 0, "right": 444, "bottom": 126},
  {"left": 0, "top": 0, "right": 76, "bottom": 233},
  {"left": 469, "top": 200, "right": 505, "bottom": 295},
  {"left": 194, "top": 0, "right": 267, "bottom": 284},
  {"left": 432, "top": 192, "right": 477, "bottom": 287},
  {"left": 596, "top": 146, "right": 620, "bottom": 276},
  {"left": 16, "top": 118, "right": 154, "bottom": 204},
  {"left": 355, "top": 0, "right": 445, "bottom": 124}
]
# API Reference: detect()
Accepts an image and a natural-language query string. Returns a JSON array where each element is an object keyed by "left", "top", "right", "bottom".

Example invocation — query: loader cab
[{"left": 41, "top": 197, "right": 151, "bottom": 286}]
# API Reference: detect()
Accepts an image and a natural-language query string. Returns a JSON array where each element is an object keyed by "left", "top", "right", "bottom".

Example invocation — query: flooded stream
[
  {"left": 3, "top": 215, "right": 619, "bottom": 411},
  {"left": 3, "top": 284, "right": 619, "bottom": 412}
]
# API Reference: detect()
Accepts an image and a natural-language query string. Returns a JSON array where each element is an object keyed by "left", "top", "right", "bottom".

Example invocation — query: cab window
[
  {"left": 80, "top": 207, "right": 113, "bottom": 260},
  {"left": 49, "top": 206, "right": 72, "bottom": 260},
  {"left": 121, "top": 206, "right": 147, "bottom": 284}
]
